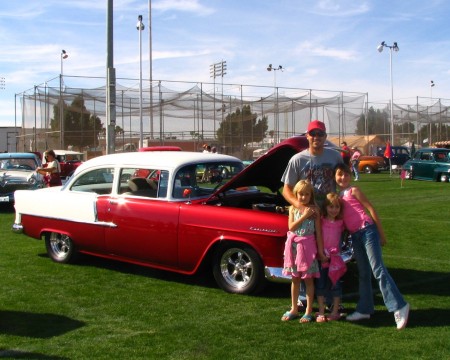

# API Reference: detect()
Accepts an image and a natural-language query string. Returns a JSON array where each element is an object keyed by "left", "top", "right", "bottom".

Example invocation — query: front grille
[{"left": 0, "top": 183, "right": 34, "bottom": 195}]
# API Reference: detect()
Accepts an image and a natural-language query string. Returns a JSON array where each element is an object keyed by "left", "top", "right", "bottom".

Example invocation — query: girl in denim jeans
[
  {"left": 334, "top": 164, "right": 410, "bottom": 330},
  {"left": 315, "top": 193, "right": 347, "bottom": 322}
]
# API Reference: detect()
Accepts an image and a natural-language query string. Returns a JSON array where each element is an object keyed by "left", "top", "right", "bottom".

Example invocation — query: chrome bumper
[
  {"left": 264, "top": 267, "right": 291, "bottom": 284},
  {"left": 12, "top": 223, "right": 23, "bottom": 234}
]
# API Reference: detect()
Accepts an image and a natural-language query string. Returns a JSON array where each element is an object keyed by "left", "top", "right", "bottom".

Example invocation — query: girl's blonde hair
[
  {"left": 292, "top": 180, "right": 316, "bottom": 206},
  {"left": 322, "top": 192, "right": 342, "bottom": 218}
]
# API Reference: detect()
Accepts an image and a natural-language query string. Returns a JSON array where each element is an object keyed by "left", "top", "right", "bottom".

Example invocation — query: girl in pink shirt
[
  {"left": 315, "top": 193, "right": 346, "bottom": 322},
  {"left": 281, "top": 180, "right": 326, "bottom": 323},
  {"left": 335, "top": 164, "right": 410, "bottom": 330}
]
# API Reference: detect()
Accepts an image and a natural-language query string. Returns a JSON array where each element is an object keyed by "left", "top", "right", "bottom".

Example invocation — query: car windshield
[
  {"left": 173, "top": 161, "right": 245, "bottom": 199},
  {"left": 0, "top": 157, "right": 37, "bottom": 171}
]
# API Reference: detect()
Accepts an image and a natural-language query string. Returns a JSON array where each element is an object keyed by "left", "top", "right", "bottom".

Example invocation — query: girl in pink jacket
[{"left": 281, "top": 180, "right": 326, "bottom": 323}]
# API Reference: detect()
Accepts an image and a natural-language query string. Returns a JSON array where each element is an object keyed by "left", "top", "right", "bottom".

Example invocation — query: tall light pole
[
  {"left": 137, "top": 15, "right": 145, "bottom": 148},
  {"left": 210, "top": 60, "right": 227, "bottom": 139},
  {"left": 430, "top": 80, "right": 435, "bottom": 101},
  {"left": 106, "top": 0, "right": 116, "bottom": 154},
  {"left": 60, "top": 49, "right": 68, "bottom": 149},
  {"left": 430, "top": 80, "right": 435, "bottom": 144},
  {"left": 148, "top": 0, "right": 153, "bottom": 139},
  {"left": 267, "top": 64, "right": 283, "bottom": 143},
  {"left": 377, "top": 41, "right": 399, "bottom": 146}
]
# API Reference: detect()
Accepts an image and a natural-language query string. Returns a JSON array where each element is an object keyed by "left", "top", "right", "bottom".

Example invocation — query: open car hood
[{"left": 211, "top": 135, "right": 341, "bottom": 197}]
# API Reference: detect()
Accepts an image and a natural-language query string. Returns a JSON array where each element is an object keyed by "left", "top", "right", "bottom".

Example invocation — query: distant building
[{"left": 0, "top": 127, "right": 19, "bottom": 152}]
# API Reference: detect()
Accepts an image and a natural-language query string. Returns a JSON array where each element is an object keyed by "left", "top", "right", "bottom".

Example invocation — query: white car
[{"left": 0, "top": 152, "right": 44, "bottom": 203}]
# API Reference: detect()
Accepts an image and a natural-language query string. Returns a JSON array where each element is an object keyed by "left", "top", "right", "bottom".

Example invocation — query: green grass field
[{"left": 1, "top": 173, "right": 449, "bottom": 359}]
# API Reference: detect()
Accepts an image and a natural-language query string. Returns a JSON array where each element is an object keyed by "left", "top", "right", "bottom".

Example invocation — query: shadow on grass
[
  {"left": 342, "top": 263, "right": 450, "bottom": 297},
  {"left": 262, "top": 264, "right": 450, "bottom": 300},
  {"left": 36, "top": 252, "right": 450, "bottom": 300},
  {"left": 38, "top": 252, "right": 219, "bottom": 291},
  {"left": 0, "top": 348, "right": 69, "bottom": 359},
  {"left": 343, "top": 307, "right": 450, "bottom": 329},
  {"left": 0, "top": 310, "right": 85, "bottom": 339},
  {"left": 0, "top": 203, "right": 15, "bottom": 214}
]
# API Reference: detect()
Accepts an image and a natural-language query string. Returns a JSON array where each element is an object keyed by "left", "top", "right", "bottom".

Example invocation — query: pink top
[
  {"left": 321, "top": 218, "right": 346, "bottom": 285},
  {"left": 282, "top": 232, "right": 318, "bottom": 277},
  {"left": 340, "top": 187, "right": 373, "bottom": 233},
  {"left": 321, "top": 218, "right": 344, "bottom": 251}
]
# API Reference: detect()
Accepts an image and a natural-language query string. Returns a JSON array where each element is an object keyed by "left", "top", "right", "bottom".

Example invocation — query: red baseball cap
[{"left": 307, "top": 120, "right": 326, "bottom": 133}]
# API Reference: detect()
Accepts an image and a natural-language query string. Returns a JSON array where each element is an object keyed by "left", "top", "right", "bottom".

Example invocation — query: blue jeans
[
  {"left": 351, "top": 224, "right": 406, "bottom": 313},
  {"left": 315, "top": 263, "right": 342, "bottom": 298},
  {"left": 351, "top": 161, "right": 360, "bottom": 180}
]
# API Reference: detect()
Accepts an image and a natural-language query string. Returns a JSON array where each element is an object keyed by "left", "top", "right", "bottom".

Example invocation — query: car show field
[{"left": 1, "top": 172, "right": 449, "bottom": 359}]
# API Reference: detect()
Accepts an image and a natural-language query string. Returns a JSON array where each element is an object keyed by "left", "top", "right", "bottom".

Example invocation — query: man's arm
[{"left": 282, "top": 183, "right": 300, "bottom": 208}]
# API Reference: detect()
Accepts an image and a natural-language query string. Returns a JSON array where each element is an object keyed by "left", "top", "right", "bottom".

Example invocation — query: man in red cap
[
  {"left": 281, "top": 120, "right": 344, "bottom": 312},
  {"left": 281, "top": 120, "right": 343, "bottom": 207}
]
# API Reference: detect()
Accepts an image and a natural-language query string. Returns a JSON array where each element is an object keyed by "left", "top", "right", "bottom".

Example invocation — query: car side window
[
  {"left": 70, "top": 168, "right": 115, "bottom": 194},
  {"left": 119, "top": 168, "right": 165, "bottom": 198},
  {"left": 419, "top": 152, "right": 432, "bottom": 161},
  {"left": 435, "top": 152, "right": 447, "bottom": 162}
]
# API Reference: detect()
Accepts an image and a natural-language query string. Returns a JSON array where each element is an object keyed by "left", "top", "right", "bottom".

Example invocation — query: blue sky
[{"left": 1, "top": 0, "right": 450, "bottom": 127}]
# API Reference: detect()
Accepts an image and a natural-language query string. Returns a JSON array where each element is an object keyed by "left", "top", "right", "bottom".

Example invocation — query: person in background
[
  {"left": 281, "top": 180, "right": 326, "bottom": 323},
  {"left": 350, "top": 146, "right": 361, "bottom": 181},
  {"left": 340, "top": 142, "right": 351, "bottom": 165},
  {"left": 335, "top": 163, "right": 410, "bottom": 330},
  {"left": 36, "top": 150, "right": 62, "bottom": 187}
]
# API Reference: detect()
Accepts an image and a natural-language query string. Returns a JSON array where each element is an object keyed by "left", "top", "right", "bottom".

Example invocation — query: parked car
[
  {"left": 402, "top": 147, "right": 450, "bottom": 182},
  {"left": 12, "top": 136, "right": 353, "bottom": 295},
  {"left": 358, "top": 155, "right": 386, "bottom": 173},
  {"left": 376, "top": 146, "right": 411, "bottom": 167},
  {"left": 0, "top": 152, "right": 44, "bottom": 203},
  {"left": 43, "top": 150, "right": 84, "bottom": 181},
  {"left": 139, "top": 146, "right": 182, "bottom": 152}
]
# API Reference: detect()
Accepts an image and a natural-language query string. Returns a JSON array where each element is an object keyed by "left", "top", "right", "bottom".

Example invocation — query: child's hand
[
  {"left": 319, "top": 252, "right": 328, "bottom": 263},
  {"left": 304, "top": 206, "right": 317, "bottom": 219}
]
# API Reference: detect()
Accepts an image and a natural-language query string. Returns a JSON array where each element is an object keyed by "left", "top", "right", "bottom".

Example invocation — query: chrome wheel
[
  {"left": 213, "top": 245, "right": 264, "bottom": 294},
  {"left": 45, "top": 232, "right": 76, "bottom": 263},
  {"left": 363, "top": 165, "right": 373, "bottom": 174}
]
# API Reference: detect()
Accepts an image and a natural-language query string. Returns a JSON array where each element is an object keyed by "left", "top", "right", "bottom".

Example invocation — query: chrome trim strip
[{"left": 264, "top": 267, "right": 291, "bottom": 284}]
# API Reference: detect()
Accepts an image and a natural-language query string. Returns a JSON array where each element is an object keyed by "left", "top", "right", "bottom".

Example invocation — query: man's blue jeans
[{"left": 351, "top": 223, "right": 407, "bottom": 313}]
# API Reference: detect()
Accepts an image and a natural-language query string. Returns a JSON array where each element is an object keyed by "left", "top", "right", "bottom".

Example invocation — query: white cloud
[
  {"left": 295, "top": 41, "right": 358, "bottom": 61},
  {"left": 154, "top": 0, "right": 215, "bottom": 16}
]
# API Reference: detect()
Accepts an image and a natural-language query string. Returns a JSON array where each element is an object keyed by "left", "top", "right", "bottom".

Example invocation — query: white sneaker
[
  {"left": 346, "top": 311, "right": 370, "bottom": 321},
  {"left": 394, "top": 303, "right": 410, "bottom": 330}
]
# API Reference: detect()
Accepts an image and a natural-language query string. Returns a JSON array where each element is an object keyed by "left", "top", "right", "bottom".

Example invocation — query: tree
[
  {"left": 355, "top": 107, "right": 390, "bottom": 136},
  {"left": 51, "top": 96, "right": 104, "bottom": 150},
  {"left": 216, "top": 105, "right": 268, "bottom": 146}
]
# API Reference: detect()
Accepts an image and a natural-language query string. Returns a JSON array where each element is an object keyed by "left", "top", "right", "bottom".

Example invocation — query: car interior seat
[{"left": 126, "top": 177, "right": 157, "bottom": 197}]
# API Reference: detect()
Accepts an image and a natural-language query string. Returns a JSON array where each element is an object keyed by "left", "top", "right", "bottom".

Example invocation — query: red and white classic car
[{"left": 12, "top": 136, "right": 351, "bottom": 294}]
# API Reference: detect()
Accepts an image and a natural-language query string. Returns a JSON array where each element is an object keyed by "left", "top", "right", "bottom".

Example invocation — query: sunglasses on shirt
[{"left": 308, "top": 130, "right": 326, "bottom": 137}]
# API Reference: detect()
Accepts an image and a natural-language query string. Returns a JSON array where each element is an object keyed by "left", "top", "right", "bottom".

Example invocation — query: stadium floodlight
[
  {"left": 267, "top": 64, "right": 284, "bottom": 143},
  {"left": 377, "top": 41, "right": 399, "bottom": 147},
  {"left": 267, "top": 64, "right": 283, "bottom": 72}
]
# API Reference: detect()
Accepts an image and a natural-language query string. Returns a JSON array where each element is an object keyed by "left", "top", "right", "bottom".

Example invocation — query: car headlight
[{"left": 28, "top": 173, "right": 43, "bottom": 186}]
